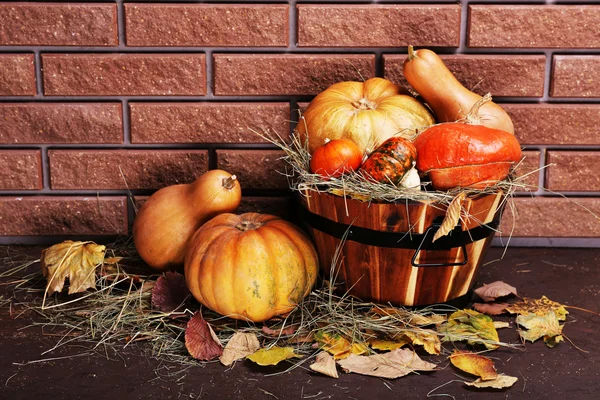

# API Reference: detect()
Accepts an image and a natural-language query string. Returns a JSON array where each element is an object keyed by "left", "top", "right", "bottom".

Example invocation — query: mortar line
[
  {"left": 33, "top": 51, "right": 43, "bottom": 97},
  {"left": 122, "top": 99, "right": 131, "bottom": 145}
]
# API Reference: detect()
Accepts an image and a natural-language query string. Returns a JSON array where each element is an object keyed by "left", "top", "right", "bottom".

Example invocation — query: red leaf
[
  {"left": 151, "top": 272, "right": 190, "bottom": 312},
  {"left": 262, "top": 325, "right": 297, "bottom": 337},
  {"left": 473, "top": 302, "right": 510, "bottom": 316},
  {"left": 185, "top": 311, "right": 223, "bottom": 361}
]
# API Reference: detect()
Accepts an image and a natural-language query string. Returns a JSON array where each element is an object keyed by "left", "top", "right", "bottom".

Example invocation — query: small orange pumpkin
[
  {"left": 360, "top": 137, "right": 417, "bottom": 185},
  {"left": 310, "top": 138, "right": 363, "bottom": 178},
  {"left": 184, "top": 213, "right": 319, "bottom": 322}
]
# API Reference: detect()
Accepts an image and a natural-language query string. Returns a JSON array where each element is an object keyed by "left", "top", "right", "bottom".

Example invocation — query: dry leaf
[
  {"left": 220, "top": 332, "right": 260, "bottom": 366},
  {"left": 246, "top": 346, "right": 302, "bottom": 366},
  {"left": 516, "top": 311, "right": 564, "bottom": 347},
  {"left": 315, "top": 331, "right": 368, "bottom": 360},
  {"left": 368, "top": 338, "right": 410, "bottom": 351},
  {"left": 103, "top": 256, "right": 123, "bottom": 265},
  {"left": 449, "top": 350, "right": 498, "bottom": 381},
  {"left": 441, "top": 309, "right": 500, "bottom": 350},
  {"left": 473, "top": 302, "right": 510, "bottom": 316},
  {"left": 506, "top": 296, "right": 569, "bottom": 321},
  {"left": 404, "top": 329, "right": 441, "bottom": 355},
  {"left": 411, "top": 313, "right": 447, "bottom": 326},
  {"left": 310, "top": 352, "right": 339, "bottom": 378},
  {"left": 433, "top": 192, "right": 466, "bottom": 242},
  {"left": 337, "top": 348, "right": 436, "bottom": 379},
  {"left": 151, "top": 271, "right": 190, "bottom": 312},
  {"left": 493, "top": 321, "right": 510, "bottom": 329},
  {"left": 41, "top": 240, "right": 106, "bottom": 295},
  {"left": 185, "top": 311, "right": 223, "bottom": 361},
  {"left": 262, "top": 325, "right": 296, "bottom": 337},
  {"left": 465, "top": 374, "right": 518, "bottom": 389},
  {"left": 474, "top": 281, "right": 518, "bottom": 302}
]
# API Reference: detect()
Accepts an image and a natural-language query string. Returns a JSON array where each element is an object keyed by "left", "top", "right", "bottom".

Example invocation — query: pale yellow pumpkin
[{"left": 297, "top": 77, "right": 435, "bottom": 155}]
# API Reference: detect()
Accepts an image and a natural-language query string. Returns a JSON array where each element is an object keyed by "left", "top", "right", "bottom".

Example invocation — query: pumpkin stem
[
  {"left": 407, "top": 45, "right": 418, "bottom": 61},
  {"left": 350, "top": 98, "right": 376, "bottom": 110},
  {"left": 235, "top": 221, "right": 263, "bottom": 231},
  {"left": 464, "top": 93, "right": 492, "bottom": 125},
  {"left": 222, "top": 175, "right": 238, "bottom": 190}
]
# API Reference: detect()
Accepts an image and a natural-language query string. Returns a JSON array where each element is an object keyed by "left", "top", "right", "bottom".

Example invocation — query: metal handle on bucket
[{"left": 410, "top": 217, "right": 469, "bottom": 268}]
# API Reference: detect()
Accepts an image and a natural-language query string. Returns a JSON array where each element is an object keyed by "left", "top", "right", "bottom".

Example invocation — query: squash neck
[
  {"left": 407, "top": 45, "right": 418, "bottom": 61},
  {"left": 235, "top": 221, "right": 263, "bottom": 231},
  {"left": 222, "top": 175, "right": 238, "bottom": 190},
  {"left": 351, "top": 98, "right": 376, "bottom": 110}
]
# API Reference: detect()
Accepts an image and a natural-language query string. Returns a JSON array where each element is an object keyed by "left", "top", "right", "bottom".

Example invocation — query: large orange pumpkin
[
  {"left": 184, "top": 213, "right": 319, "bottom": 322},
  {"left": 297, "top": 77, "right": 434, "bottom": 155}
]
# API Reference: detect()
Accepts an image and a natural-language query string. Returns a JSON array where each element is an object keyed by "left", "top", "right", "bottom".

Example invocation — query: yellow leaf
[
  {"left": 41, "top": 240, "right": 106, "bottom": 295},
  {"left": 246, "top": 346, "right": 302, "bottom": 366},
  {"left": 404, "top": 329, "right": 441, "bottom": 355},
  {"left": 516, "top": 311, "right": 564, "bottom": 348},
  {"left": 465, "top": 374, "right": 518, "bottom": 389},
  {"left": 337, "top": 348, "right": 436, "bottom": 379},
  {"left": 433, "top": 192, "right": 466, "bottom": 242},
  {"left": 309, "top": 352, "right": 339, "bottom": 378},
  {"left": 449, "top": 350, "right": 498, "bottom": 381},
  {"left": 220, "top": 332, "right": 260, "bottom": 366},
  {"left": 314, "top": 331, "right": 368, "bottom": 360},
  {"left": 103, "top": 256, "right": 123, "bottom": 265},
  {"left": 493, "top": 321, "right": 510, "bottom": 329},
  {"left": 368, "top": 338, "right": 409, "bottom": 351},
  {"left": 441, "top": 309, "right": 500, "bottom": 350},
  {"left": 506, "top": 296, "right": 568, "bottom": 321}
]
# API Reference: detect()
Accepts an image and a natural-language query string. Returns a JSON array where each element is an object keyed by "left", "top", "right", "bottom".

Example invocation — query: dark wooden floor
[{"left": 1, "top": 246, "right": 599, "bottom": 400}]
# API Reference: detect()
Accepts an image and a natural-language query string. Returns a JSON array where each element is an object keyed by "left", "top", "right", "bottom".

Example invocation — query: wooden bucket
[{"left": 299, "top": 190, "right": 505, "bottom": 306}]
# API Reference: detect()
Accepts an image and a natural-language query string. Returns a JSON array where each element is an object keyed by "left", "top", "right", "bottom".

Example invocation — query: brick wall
[{"left": 0, "top": 1, "right": 599, "bottom": 246}]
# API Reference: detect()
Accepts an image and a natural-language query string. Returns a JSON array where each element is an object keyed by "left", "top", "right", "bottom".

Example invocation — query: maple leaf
[
  {"left": 465, "top": 374, "right": 518, "bottom": 389},
  {"left": 151, "top": 271, "right": 190, "bottom": 313},
  {"left": 41, "top": 240, "right": 106, "bottom": 295},
  {"left": 246, "top": 346, "right": 302, "bottom": 366},
  {"left": 185, "top": 311, "right": 223, "bottom": 361},
  {"left": 220, "top": 332, "right": 260, "bottom": 366},
  {"left": 516, "top": 311, "right": 564, "bottom": 348},
  {"left": 473, "top": 302, "right": 510, "bottom": 316},
  {"left": 310, "top": 352, "right": 339, "bottom": 378},
  {"left": 449, "top": 350, "right": 498, "bottom": 381},
  {"left": 474, "top": 281, "right": 518, "bottom": 302},
  {"left": 337, "top": 348, "right": 436, "bottom": 379},
  {"left": 441, "top": 309, "right": 500, "bottom": 350},
  {"left": 314, "top": 331, "right": 368, "bottom": 360},
  {"left": 403, "top": 329, "right": 441, "bottom": 355},
  {"left": 506, "top": 296, "right": 569, "bottom": 321}
]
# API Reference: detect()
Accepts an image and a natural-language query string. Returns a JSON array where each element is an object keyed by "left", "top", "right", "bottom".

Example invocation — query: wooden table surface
[{"left": 1, "top": 246, "right": 599, "bottom": 400}]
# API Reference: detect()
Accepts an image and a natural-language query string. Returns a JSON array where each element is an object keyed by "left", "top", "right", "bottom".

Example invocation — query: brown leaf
[
  {"left": 473, "top": 302, "right": 510, "bottom": 316},
  {"left": 506, "top": 296, "right": 569, "bottom": 321},
  {"left": 262, "top": 325, "right": 296, "bottom": 337},
  {"left": 474, "top": 281, "right": 517, "bottom": 302},
  {"left": 449, "top": 350, "right": 498, "bottom": 381},
  {"left": 465, "top": 374, "right": 518, "bottom": 389},
  {"left": 433, "top": 192, "right": 466, "bottom": 242},
  {"left": 220, "top": 332, "right": 260, "bottom": 366},
  {"left": 41, "top": 240, "right": 106, "bottom": 295},
  {"left": 310, "top": 352, "right": 339, "bottom": 378},
  {"left": 337, "top": 348, "right": 436, "bottom": 379},
  {"left": 185, "top": 311, "right": 222, "bottom": 361},
  {"left": 151, "top": 272, "right": 190, "bottom": 312}
]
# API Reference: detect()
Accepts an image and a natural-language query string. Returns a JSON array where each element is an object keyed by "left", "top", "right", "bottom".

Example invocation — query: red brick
[
  {"left": 469, "top": 5, "right": 600, "bottom": 49},
  {"left": 499, "top": 197, "right": 600, "bottom": 238},
  {"left": 0, "top": 3, "right": 117, "bottom": 46},
  {"left": 42, "top": 54, "right": 206, "bottom": 96},
  {"left": 49, "top": 150, "right": 209, "bottom": 190},
  {"left": 0, "top": 54, "right": 35, "bottom": 96},
  {"left": 502, "top": 103, "right": 600, "bottom": 145},
  {"left": 385, "top": 54, "right": 546, "bottom": 97},
  {"left": 126, "top": 4, "right": 287, "bottom": 47},
  {"left": 0, "top": 150, "right": 42, "bottom": 190},
  {"left": 551, "top": 56, "right": 600, "bottom": 98},
  {"left": 0, "top": 103, "right": 122, "bottom": 144},
  {"left": 130, "top": 103, "right": 289, "bottom": 144},
  {"left": 215, "top": 150, "right": 288, "bottom": 190},
  {"left": 298, "top": 4, "right": 460, "bottom": 47},
  {"left": 0, "top": 196, "right": 127, "bottom": 236},
  {"left": 238, "top": 196, "right": 293, "bottom": 219},
  {"left": 546, "top": 151, "right": 600, "bottom": 192},
  {"left": 214, "top": 54, "right": 375, "bottom": 96},
  {"left": 515, "top": 150, "right": 541, "bottom": 192}
]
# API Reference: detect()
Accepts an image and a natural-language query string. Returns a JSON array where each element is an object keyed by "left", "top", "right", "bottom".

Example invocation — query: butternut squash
[
  {"left": 133, "top": 169, "right": 241, "bottom": 271},
  {"left": 403, "top": 46, "right": 514, "bottom": 134}
]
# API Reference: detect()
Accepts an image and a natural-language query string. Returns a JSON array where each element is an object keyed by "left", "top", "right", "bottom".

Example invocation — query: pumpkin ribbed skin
[
  {"left": 360, "top": 137, "right": 417, "bottom": 185},
  {"left": 297, "top": 77, "right": 434, "bottom": 155},
  {"left": 184, "top": 213, "right": 319, "bottom": 322},
  {"left": 133, "top": 170, "right": 241, "bottom": 272},
  {"left": 310, "top": 139, "right": 363, "bottom": 177}
]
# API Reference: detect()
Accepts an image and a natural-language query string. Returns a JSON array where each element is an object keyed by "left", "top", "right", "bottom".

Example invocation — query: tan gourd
[
  {"left": 133, "top": 169, "right": 241, "bottom": 271},
  {"left": 403, "top": 46, "right": 514, "bottom": 134}
]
